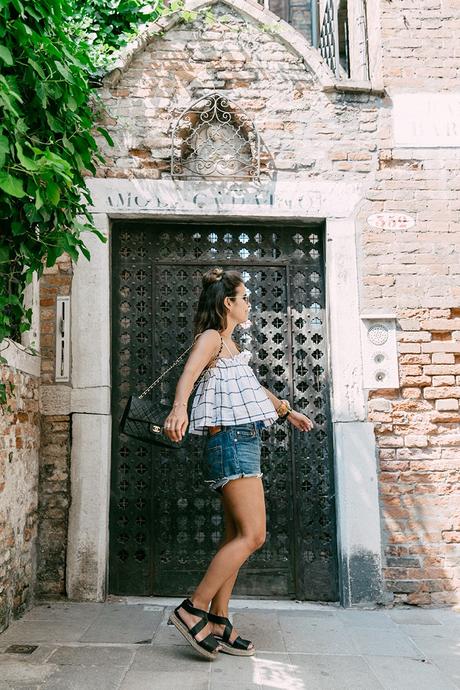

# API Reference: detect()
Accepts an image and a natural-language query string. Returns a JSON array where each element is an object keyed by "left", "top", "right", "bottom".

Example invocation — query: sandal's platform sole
[
  {"left": 217, "top": 639, "right": 256, "bottom": 656},
  {"left": 169, "top": 612, "right": 219, "bottom": 661}
]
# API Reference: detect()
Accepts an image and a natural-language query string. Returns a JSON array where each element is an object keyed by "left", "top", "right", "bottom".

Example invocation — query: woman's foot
[
  {"left": 175, "top": 600, "right": 216, "bottom": 644},
  {"left": 169, "top": 599, "right": 221, "bottom": 660},
  {"left": 208, "top": 612, "right": 255, "bottom": 656}
]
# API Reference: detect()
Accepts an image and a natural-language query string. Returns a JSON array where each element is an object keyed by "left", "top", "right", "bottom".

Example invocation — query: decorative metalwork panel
[
  {"left": 171, "top": 94, "right": 260, "bottom": 181},
  {"left": 110, "top": 222, "right": 338, "bottom": 601},
  {"left": 319, "top": 0, "right": 337, "bottom": 75}
]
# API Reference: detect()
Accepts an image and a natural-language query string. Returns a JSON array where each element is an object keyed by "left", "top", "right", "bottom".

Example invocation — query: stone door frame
[{"left": 66, "top": 178, "right": 385, "bottom": 606}]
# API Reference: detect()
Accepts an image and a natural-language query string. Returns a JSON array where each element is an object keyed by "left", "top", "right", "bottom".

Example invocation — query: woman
[{"left": 164, "top": 267, "right": 314, "bottom": 660}]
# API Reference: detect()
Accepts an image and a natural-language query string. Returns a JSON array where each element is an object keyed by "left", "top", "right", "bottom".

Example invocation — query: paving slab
[
  {"left": 430, "top": 653, "right": 460, "bottom": 689},
  {"left": 0, "top": 620, "right": 91, "bottom": 645},
  {"left": 288, "top": 653, "right": 385, "bottom": 690},
  {"left": 365, "top": 654, "right": 459, "bottom": 690},
  {"left": 131, "top": 644, "right": 212, "bottom": 672},
  {"left": 154, "top": 617, "right": 188, "bottom": 646},
  {"left": 398, "top": 624, "right": 460, "bottom": 656},
  {"left": 210, "top": 651, "right": 259, "bottom": 685},
  {"left": 336, "top": 609, "right": 398, "bottom": 629},
  {"left": 430, "top": 608, "right": 460, "bottom": 627},
  {"left": 80, "top": 604, "right": 162, "bottom": 644},
  {"left": 231, "top": 612, "right": 287, "bottom": 652},
  {"left": 120, "top": 669, "right": 210, "bottom": 690},
  {"left": 387, "top": 608, "right": 443, "bottom": 626},
  {"left": 348, "top": 626, "right": 425, "bottom": 658},
  {"left": 3, "top": 684, "right": 42, "bottom": 690},
  {"left": 278, "top": 614, "right": 358, "bottom": 655},
  {"left": 0, "top": 659, "right": 57, "bottom": 685},
  {"left": 20, "top": 603, "right": 103, "bottom": 624},
  {"left": 47, "top": 645, "right": 134, "bottom": 667},
  {"left": 41, "top": 664, "right": 126, "bottom": 690},
  {"left": 215, "top": 652, "right": 297, "bottom": 690}
]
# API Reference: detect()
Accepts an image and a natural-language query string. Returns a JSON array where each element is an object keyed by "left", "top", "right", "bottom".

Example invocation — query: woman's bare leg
[
  {"left": 208, "top": 492, "right": 254, "bottom": 648},
  {"left": 209, "top": 495, "right": 238, "bottom": 616},
  {"left": 176, "top": 477, "right": 266, "bottom": 642}
]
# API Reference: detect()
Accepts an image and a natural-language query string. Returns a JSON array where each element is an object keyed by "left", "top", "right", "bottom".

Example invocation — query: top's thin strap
[{"left": 222, "top": 339, "right": 234, "bottom": 357}]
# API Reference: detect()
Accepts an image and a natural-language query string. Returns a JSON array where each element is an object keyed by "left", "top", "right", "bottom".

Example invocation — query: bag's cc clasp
[{"left": 150, "top": 424, "right": 162, "bottom": 434}]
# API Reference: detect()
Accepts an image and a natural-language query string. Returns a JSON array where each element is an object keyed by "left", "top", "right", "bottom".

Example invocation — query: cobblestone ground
[{"left": 0, "top": 599, "right": 459, "bottom": 689}]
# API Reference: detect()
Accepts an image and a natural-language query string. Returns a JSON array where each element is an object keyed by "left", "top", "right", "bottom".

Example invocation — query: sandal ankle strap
[
  {"left": 179, "top": 598, "right": 209, "bottom": 620},
  {"left": 207, "top": 612, "right": 229, "bottom": 625}
]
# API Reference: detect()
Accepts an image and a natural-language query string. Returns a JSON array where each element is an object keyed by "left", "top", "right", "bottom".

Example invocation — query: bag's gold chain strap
[
  {"left": 138, "top": 335, "right": 223, "bottom": 400},
  {"left": 139, "top": 342, "right": 195, "bottom": 399}
]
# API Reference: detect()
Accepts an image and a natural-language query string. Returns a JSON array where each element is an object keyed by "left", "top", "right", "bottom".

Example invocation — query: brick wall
[
  {"left": 36, "top": 256, "right": 72, "bottom": 598},
  {"left": 0, "top": 364, "right": 40, "bottom": 631},
  {"left": 370, "top": 312, "right": 460, "bottom": 605},
  {"left": 96, "top": 4, "right": 379, "bottom": 181},
  {"left": 381, "top": 0, "right": 460, "bottom": 88},
  {"left": 362, "top": 1, "right": 460, "bottom": 604}
]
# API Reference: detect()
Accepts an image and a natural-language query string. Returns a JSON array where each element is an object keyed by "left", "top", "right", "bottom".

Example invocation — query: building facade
[{"left": 2, "top": 0, "right": 459, "bottom": 628}]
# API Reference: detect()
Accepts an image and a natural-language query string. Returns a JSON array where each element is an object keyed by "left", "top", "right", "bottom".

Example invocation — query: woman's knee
[{"left": 245, "top": 531, "right": 266, "bottom": 552}]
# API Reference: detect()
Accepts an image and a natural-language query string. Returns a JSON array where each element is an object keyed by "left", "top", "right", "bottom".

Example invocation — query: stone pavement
[{"left": 0, "top": 598, "right": 459, "bottom": 690}]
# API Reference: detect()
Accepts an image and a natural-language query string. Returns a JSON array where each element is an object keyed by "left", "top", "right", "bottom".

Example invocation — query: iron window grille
[{"left": 171, "top": 93, "right": 261, "bottom": 181}]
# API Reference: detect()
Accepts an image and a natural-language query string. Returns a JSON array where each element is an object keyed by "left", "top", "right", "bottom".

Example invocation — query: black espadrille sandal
[
  {"left": 207, "top": 612, "right": 255, "bottom": 656},
  {"left": 169, "top": 598, "right": 221, "bottom": 660}
]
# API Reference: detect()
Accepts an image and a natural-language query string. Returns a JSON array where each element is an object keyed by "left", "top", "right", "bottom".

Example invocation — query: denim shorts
[{"left": 203, "top": 421, "right": 264, "bottom": 493}]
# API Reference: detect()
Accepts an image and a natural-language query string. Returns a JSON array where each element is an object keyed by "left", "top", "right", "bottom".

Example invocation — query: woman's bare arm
[
  {"left": 164, "top": 329, "right": 221, "bottom": 442},
  {"left": 261, "top": 385, "right": 282, "bottom": 411},
  {"left": 261, "top": 385, "right": 314, "bottom": 432},
  {"left": 173, "top": 330, "right": 221, "bottom": 406}
]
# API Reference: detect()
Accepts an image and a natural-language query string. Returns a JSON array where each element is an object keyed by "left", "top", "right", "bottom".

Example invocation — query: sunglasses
[{"left": 229, "top": 294, "right": 250, "bottom": 303}]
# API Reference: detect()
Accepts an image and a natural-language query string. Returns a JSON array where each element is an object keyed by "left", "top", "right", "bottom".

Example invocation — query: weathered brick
[
  {"left": 435, "top": 399, "right": 460, "bottom": 411},
  {"left": 398, "top": 332, "right": 432, "bottom": 342},
  {"left": 401, "top": 388, "right": 422, "bottom": 399},
  {"left": 424, "top": 364, "right": 460, "bottom": 375},
  {"left": 422, "top": 342, "right": 460, "bottom": 353},
  {"left": 398, "top": 319, "right": 421, "bottom": 331},
  {"left": 431, "top": 375, "right": 456, "bottom": 386},
  {"left": 399, "top": 343, "right": 422, "bottom": 354},
  {"left": 404, "top": 435, "right": 429, "bottom": 448},
  {"left": 379, "top": 436, "right": 404, "bottom": 448},
  {"left": 421, "top": 319, "right": 460, "bottom": 331},
  {"left": 424, "top": 387, "right": 460, "bottom": 399}
]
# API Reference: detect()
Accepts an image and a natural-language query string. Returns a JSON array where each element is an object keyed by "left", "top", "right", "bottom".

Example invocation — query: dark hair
[{"left": 193, "top": 267, "right": 243, "bottom": 336}]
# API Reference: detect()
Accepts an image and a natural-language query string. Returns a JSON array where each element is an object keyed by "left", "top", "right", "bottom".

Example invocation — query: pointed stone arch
[
  {"left": 104, "top": 0, "right": 335, "bottom": 91},
  {"left": 171, "top": 92, "right": 261, "bottom": 181}
]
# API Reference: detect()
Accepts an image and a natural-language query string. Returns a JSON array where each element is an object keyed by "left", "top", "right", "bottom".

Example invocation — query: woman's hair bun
[{"left": 202, "top": 267, "right": 224, "bottom": 288}]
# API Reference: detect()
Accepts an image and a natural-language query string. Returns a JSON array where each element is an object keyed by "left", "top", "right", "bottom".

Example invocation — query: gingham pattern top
[{"left": 189, "top": 340, "right": 278, "bottom": 435}]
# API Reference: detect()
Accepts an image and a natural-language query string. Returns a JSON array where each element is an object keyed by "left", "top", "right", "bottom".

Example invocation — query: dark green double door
[{"left": 110, "top": 220, "right": 338, "bottom": 601}]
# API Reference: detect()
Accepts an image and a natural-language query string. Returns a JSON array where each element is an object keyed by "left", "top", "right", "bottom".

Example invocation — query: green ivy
[
  {"left": 0, "top": 0, "right": 109, "bottom": 351},
  {"left": 0, "top": 0, "right": 165, "bottom": 405},
  {"left": 68, "top": 0, "right": 163, "bottom": 75}
]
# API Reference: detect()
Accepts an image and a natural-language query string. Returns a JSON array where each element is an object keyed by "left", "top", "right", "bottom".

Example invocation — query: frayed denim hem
[{"left": 205, "top": 472, "right": 263, "bottom": 494}]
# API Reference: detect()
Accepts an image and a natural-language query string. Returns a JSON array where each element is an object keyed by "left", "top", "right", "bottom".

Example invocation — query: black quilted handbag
[{"left": 120, "top": 336, "right": 222, "bottom": 449}]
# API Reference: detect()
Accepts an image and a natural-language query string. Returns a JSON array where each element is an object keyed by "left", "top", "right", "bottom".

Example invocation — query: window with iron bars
[{"left": 257, "top": 0, "right": 370, "bottom": 82}]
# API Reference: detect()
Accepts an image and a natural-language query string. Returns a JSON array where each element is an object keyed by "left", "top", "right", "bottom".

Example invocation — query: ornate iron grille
[
  {"left": 171, "top": 94, "right": 260, "bottom": 181},
  {"left": 110, "top": 222, "right": 338, "bottom": 601},
  {"left": 319, "top": 0, "right": 338, "bottom": 75}
]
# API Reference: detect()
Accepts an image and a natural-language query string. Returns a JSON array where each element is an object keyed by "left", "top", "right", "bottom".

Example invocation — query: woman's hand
[
  {"left": 163, "top": 407, "right": 189, "bottom": 443},
  {"left": 287, "top": 410, "right": 314, "bottom": 432}
]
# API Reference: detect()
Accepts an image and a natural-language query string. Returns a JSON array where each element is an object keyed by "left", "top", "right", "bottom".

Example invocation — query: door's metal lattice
[{"left": 110, "top": 222, "right": 338, "bottom": 600}]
